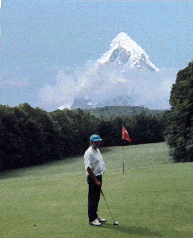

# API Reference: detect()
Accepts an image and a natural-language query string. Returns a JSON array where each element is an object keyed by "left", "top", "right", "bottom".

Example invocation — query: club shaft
[{"left": 101, "top": 189, "right": 115, "bottom": 223}]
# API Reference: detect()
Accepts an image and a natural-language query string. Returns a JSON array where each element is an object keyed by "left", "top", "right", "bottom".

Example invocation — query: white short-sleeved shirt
[{"left": 84, "top": 146, "right": 106, "bottom": 176}]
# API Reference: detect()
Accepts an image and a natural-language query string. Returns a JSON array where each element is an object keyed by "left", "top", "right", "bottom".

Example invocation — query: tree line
[
  {"left": 0, "top": 103, "right": 165, "bottom": 171},
  {"left": 86, "top": 106, "right": 164, "bottom": 118},
  {"left": 164, "top": 61, "right": 193, "bottom": 162}
]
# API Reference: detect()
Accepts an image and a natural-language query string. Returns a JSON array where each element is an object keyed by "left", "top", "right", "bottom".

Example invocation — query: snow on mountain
[
  {"left": 96, "top": 32, "right": 159, "bottom": 72},
  {"left": 58, "top": 32, "right": 160, "bottom": 110}
]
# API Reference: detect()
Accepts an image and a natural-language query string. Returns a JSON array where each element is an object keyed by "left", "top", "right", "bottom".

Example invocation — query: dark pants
[{"left": 87, "top": 175, "right": 102, "bottom": 222}]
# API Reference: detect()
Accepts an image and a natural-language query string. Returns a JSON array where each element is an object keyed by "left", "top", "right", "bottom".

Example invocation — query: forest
[{"left": 0, "top": 104, "right": 165, "bottom": 171}]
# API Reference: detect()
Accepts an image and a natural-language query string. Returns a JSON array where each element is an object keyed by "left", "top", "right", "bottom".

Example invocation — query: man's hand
[
  {"left": 87, "top": 167, "right": 102, "bottom": 187},
  {"left": 95, "top": 180, "right": 102, "bottom": 187}
]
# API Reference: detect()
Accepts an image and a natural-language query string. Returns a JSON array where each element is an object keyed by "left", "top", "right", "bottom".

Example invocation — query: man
[{"left": 84, "top": 134, "right": 106, "bottom": 226}]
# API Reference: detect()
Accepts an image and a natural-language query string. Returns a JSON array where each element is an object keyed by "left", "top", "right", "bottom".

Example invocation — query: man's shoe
[
  {"left": 89, "top": 219, "right": 101, "bottom": 226},
  {"left": 97, "top": 216, "right": 106, "bottom": 222}
]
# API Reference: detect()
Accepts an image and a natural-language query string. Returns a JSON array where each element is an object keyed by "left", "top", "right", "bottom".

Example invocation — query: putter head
[{"left": 113, "top": 222, "right": 118, "bottom": 225}]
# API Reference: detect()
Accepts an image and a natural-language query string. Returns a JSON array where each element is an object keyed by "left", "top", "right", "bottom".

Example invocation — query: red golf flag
[{"left": 122, "top": 125, "right": 131, "bottom": 143}]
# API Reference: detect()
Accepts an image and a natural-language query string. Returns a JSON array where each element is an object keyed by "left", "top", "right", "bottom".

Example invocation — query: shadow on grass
[
  {"left": 0, "top": 156, "right": 83, "bottom": 180},
  {"left": 0, "top": 147, "right": 114, "bottom": 180},
  {"left": 100, "top": 147, "right": 116, "bottom": 153},
  {"left": 101, "top": 223, "right": 163, "bottom": 237}
]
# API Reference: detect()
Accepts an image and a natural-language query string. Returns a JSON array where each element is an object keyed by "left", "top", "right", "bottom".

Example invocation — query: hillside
[
  {"left": 1, "top": 143, "right": 193, "bottom": 238},
  {"left": 85, "top": 106, "right": 165, "bottom": 118}
]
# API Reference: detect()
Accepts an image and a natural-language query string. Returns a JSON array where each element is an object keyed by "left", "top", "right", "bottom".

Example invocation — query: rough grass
[{"left": 1, "top": 142, "right": 193, "bottom": 238}]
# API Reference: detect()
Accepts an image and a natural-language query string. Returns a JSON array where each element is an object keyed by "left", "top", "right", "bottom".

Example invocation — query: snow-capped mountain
[
  {"left": 59, "top": 32, "right": 160, "bottom": 110},
  {"left": 96, "top": 32, "right": 159, "bottom": 72}
]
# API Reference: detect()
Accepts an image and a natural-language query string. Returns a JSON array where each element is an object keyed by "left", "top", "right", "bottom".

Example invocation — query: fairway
[{"left": 1, "top": 142, "right": 193, "bottom": 238}]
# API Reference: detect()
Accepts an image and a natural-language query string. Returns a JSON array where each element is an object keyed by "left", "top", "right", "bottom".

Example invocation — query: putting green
[{"left": 1, "top": 143, "right": 193, "bottom": 237}]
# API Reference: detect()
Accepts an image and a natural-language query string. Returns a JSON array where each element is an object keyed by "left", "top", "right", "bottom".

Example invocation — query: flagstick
[
  {"left": 122, "top": 125, "right": 131, "bottom": 175},
  {"left": 122, "top": 139, "right": 124, "bottom": 175},
  {"left": 122, "top": 140, "right": 126, "bottom": 201}
]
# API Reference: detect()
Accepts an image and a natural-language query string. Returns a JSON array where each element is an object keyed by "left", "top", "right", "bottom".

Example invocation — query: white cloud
[
  {"left": 38, "top": 62, "right": 177, "bottom": 110},
  {"left": 126, "top": 68, "right": 177, "bottom": 109},
  {"left": 38, "top": 69, "right": 79, "bottom": 109}
]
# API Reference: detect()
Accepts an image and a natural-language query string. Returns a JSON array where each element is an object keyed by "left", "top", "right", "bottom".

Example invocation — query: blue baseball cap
[{"left": 90, "top": 134, "right": 102, "bottom": 142}]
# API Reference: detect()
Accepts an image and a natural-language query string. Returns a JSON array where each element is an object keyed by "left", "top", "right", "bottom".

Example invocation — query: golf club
[{"left": 101, "top": 189, "right": 118, "bottom": 225}]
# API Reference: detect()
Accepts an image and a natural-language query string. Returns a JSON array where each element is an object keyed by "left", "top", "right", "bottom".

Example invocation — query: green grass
[{"left": 1, "top": 142, "right": 193, "bottom": 238}]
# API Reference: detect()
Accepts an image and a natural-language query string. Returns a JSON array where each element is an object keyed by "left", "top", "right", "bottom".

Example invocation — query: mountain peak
[
  {"left": 97, "top": 32, "right": 159, "bottom": 72},
  {"left": 58, "top": 32, "right": 160, "bottom": 110},
  {"left": 113, "top": 32, "right": 131, "bottom": 40},
  {"left": 111, "top": 32, "right": 135, "bottom": 45}
]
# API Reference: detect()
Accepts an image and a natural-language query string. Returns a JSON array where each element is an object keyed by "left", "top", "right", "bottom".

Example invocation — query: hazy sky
[{"left": 0, "top": 0, "right": 193, "bottom": 111}]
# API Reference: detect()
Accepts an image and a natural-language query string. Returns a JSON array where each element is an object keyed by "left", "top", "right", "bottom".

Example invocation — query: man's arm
[{"left": 87, "top": 167, "right": 102, "bottom": 187}]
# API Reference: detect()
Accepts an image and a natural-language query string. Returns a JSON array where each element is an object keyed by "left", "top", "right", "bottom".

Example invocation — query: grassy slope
[{"left": 1, "top": 143, "right": 193, "bottom": 238}]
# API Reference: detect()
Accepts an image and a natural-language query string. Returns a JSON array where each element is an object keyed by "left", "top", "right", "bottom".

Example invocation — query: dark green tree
[{"left": 164, "top": 61, "right": 193, "bottom": 162}]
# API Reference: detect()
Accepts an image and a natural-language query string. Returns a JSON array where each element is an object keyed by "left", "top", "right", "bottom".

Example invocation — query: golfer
[{"left": 84, "top": 134, "right": 106, "bottom": 226}]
